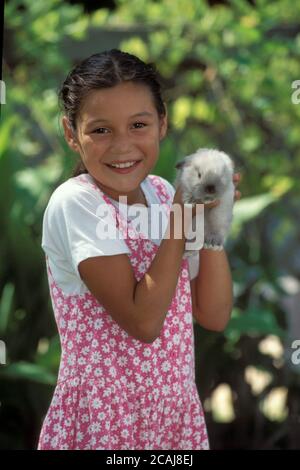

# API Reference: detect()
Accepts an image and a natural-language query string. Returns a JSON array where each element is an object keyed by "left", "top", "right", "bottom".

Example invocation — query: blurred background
[{"left": 1, "top": 0, "right": 300, "bottom": 450}]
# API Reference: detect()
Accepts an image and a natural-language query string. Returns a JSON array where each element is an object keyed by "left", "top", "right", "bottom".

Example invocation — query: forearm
[
  {"left": 133, "top": 207, "right": 187, "bottom": 342},
  {"left": 194, "top": 248, "right": 233, "bottom": 331}
]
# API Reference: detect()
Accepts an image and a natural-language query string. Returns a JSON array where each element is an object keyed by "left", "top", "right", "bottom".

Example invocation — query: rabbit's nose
[{"left": 205, "top": 184, "right": 216, "bottom": 194}]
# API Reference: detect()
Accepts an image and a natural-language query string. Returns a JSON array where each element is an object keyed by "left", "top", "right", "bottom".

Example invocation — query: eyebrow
[{"left": 86, "top": 112, "right": 154, "bottom": 127}]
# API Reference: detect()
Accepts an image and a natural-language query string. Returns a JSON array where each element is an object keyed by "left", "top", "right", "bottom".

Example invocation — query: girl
[{"left": 38, "top": 49, "right": 241, "bottom": 450}]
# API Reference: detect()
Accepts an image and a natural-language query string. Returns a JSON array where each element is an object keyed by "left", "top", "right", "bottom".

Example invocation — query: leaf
[
  {"left": 0, "top": 283, "right": 15, "bottom": 335},
  {"left": 0, "top": 361, "right": 57, "bottom": 385},
  {"left": 224, "top": 307, "right": 285, "bottom": 340}
]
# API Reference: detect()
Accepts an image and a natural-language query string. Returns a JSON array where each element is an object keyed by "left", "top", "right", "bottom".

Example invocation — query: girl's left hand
[
  {"left": 205, "top": 172, "right": 242, "bottom": 209},
  {"left": 233, "top": 172, "right": 242, "bottom": 201}
]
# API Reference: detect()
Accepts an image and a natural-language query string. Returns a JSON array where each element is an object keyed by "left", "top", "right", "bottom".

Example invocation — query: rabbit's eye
[{"left": 198, "top": 172, "right": 201, "bottom": 178}]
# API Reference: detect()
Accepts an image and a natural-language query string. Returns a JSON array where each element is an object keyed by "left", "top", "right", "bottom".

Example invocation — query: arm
[
  {"left": 79, "top": 190, "right": 190, "bottom": 344},
  {"left": 190, "top": 171, "right": 242, "bottom": 331},
  {"left": 191, "top": 248, "right": 233, "bottom": 332}
]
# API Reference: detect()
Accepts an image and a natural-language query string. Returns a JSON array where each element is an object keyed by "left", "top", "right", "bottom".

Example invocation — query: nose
[
  {"left": 110, "top": 131, "right": 135, "bottom": 153},
  {"left": 205, "top": 184, "right": 216, "bottom": 194}
]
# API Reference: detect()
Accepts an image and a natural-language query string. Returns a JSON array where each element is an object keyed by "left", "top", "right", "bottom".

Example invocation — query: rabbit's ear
[{"left": 175, "top": 159, "right": 186, "bottom": 170}]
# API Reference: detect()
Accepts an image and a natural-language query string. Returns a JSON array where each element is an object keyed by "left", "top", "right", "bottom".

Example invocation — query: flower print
[
  {"left": 104, "top": 357, "right": 112, "bottom": 367},
  {"left": 78, "top": 323, "right": 86, "bottom": 332},
  {"left": 184, "top": 282, "right": 190, "bottom": 294},
  {"left": 135, "top": 372, "right": 143, "bottom": 384},
  {"left": 84, "top": 300, "right": 92, "bottom": 309},
  {"left": 109, "top": 366, "right": 117, "bottom": 378},
  {"left": 85, "top": 364, "right": 92, "bottom": 374},
  {"left": 93, "top": 367, "right": 102, "bottom": 378},
  {"left": 59, "top": 318, "right": 66, "bottom": 329},
  {"left": 81, "top": 413, "right": 89, "bottom": 423},
  {"left": 75, "top": 332, "right": 82, "bottom": 343},
  {"left": 121, "top": 429, "right": 130, "bottom": 439},
  {"left": 68, "top": 320, "right": 77, "bottom": 331},
  {"left": 111, "top": 324, "right": 119, "bottom": 336},
  {"left": 118, "top": 341, "right": 127, "bottom": 351},
  {"left": 117, "top": 356, "right": 128, "bottom": 367},
  {"left": 90, "top": 307, "right": 98, "bottom": 316},
  {"left": 50, "top": 436, "right": 59, "bottom": 447},
  {"left": 145, "top": 377, "right": 153, "bottom": 388},
  {"left": 133, "top": 356, "right": 140, "bottom": 367},
  {"left": 53, "top": 423, "right": 61, "bottom": 433},
  {"left": 91, "top": 339, "right": 99, "bottom": 348},
  {"left": 181, "top": 294, "right": 188, "bottom": 305},
  {"left": 158, "top": 350, "right": 167, "bottom": 359},
  {"left": 62, "top": 304, "right": 69, "bottom": 315},
  {"left": 161, "top": 360, "right": 171, "bottom": 372},
  {"left": 65, "top": 417, "right": 72, "bottom": 427},
  {"left": 91, "top": 351, "right": 101, "bottom": 364},
  {"left": 76, "top": 431, "right": 84, "bottom": 442},
  {"left": 140, "top": 361, "right": 151, "bottom": 373},
  {"left": 142, "top": 347, "right": 152, "bottom": 358},
  {"left": 144, "top": 241, "right": 153, "bottom": 253},
  {"left": 128, "top": 347, "right": 135, "bottom": 356},
  {"left": 138, "top": 261, "right": 147, "bottom": 274},
  {"left": 67, "top": 340, "right": 73, "bottom": 350},
  {"left": 81, "top": 346, "right": 90, "bottom": 355},
  {"left": 102, "top": 344, "right": 110, "bottom": 354},
  {"left": 162, "top": 384, "right": 171, "bottom": 396},
  {"left": 184, "top": 312, "right": 191, "bottom": 324},
  {"left": 97, "top": 411, "right": 105, "bottom": 421},
  {"left": 153, "top": 338, "right": 162, "bottom": 349},
  {"left": 67, "top": 353, "right": 76, "bottom": 366},
  {"left": 92, "top": 398, "right": 102, "bottom": 410},
  {"left": 164, "top": 329, "right": 170, "bottom": 338},
  {"left": 109, "top": 338, "right": 116, "bottom": 348},
  {"left": 94, "top": 318, "right": 103, "bottom": 330},
  {"left": 173, "top": 334, "right": 180, "bottom": 345},
  {"left": 85, "top": 331, "right": 93, "bottom": 342},
  {"left": 79, "top": 397, "right": 88, "bottom": 409},
  {"left": 101, "top": 331, "right": 109, "bottom": 340}
]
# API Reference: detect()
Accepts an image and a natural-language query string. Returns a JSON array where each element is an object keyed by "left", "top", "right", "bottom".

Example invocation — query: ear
[
  {"left": 175, "top": 159, "right": 186, "bottom": 170},
  {"left": 62, "top": 116, "right": 80, "bottom": 154},
  {"left": 159, "top": 108, "right": 168, "bottom": 141}
]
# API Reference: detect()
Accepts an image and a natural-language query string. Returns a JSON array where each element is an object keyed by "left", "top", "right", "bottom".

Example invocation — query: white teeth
[{"left": 110, "top": 161, "right": 138, "bottom": 169}]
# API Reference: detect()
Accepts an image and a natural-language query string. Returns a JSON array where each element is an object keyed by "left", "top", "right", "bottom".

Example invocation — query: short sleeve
[{"left": 42, "top": 181, "right": 130, "bottom": 278}]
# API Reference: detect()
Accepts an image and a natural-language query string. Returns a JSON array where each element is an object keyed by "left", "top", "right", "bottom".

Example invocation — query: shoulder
[
  {"left": 145, "top": 174, "right": 175, "bottom": 201},
  {"left": 44, "top": 175, "right": 107, "bottom": 222}
]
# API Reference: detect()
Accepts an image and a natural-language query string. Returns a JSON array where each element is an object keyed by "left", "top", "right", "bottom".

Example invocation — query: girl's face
[{"left": 62, "top": 81, "right": 168, "bottom": 205}]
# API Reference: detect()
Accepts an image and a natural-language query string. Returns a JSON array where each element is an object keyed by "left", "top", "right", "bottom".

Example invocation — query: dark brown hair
[{"left": 58, "top": 49, "right": 167, "bottom": 177}]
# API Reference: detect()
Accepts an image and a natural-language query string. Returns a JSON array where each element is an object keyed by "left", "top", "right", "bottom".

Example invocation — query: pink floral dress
[{"left": 38, "top": 173, "right": 209, "bottom": 450}]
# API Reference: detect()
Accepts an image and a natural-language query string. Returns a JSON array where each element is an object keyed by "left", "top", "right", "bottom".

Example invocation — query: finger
[
  {"left": 233, "top": 173, "right": 242, "bottom": 183},
  {"left": 234, "top": 190, "right": 241, "bottom": 200}
]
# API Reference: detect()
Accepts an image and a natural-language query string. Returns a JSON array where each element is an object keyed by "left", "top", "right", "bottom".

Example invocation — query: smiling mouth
[{"left": 105, "top": 160, "right": 142, "bottom": 173}]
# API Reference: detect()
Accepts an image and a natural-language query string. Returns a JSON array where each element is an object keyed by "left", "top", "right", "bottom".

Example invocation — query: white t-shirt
[{"left": 42, "top": 173, "right": 200, "bottom": 295}]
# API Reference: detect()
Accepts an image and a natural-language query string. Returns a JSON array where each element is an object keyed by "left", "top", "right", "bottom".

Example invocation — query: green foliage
[{"left": 1, "top": 0, "right": 300, "bottom": 450}]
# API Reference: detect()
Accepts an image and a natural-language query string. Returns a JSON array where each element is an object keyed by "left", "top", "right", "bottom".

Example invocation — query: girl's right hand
[
  {"left": 172, "top": 187, "right": 203, "bottom": 239},
  {"left": 173, "top": 186, "right": 204, "bottom": 218}
]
